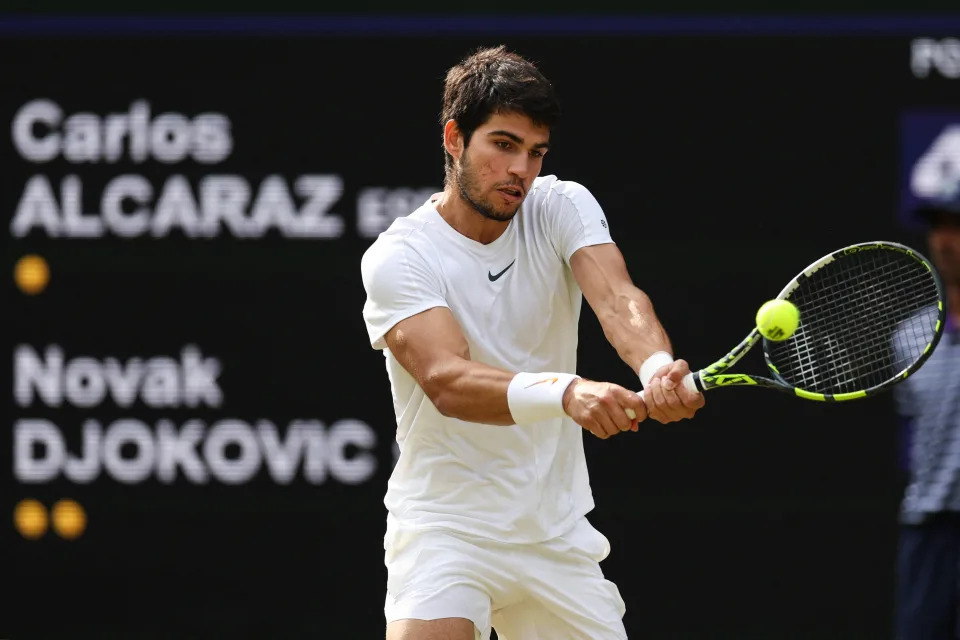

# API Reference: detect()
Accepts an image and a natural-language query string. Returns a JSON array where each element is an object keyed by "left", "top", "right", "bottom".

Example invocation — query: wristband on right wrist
[{"left": 507, "top": 372, "right": 580, "bottom": 425}]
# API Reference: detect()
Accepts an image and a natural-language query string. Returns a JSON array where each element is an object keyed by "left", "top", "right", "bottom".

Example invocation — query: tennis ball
[{"left": 756, "top": 299, "right": 800, "bottom": 341}]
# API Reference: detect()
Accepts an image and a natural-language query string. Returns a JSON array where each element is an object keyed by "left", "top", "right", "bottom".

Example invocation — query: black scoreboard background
[{"left": 2, "top": 15, "right": 958, "bottom": 639}]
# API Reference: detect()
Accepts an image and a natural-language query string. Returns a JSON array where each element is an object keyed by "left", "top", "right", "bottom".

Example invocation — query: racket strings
[
  {"left": 794, "top": 260, "right": 935, "bottom": 390},
  {"left": 767, "top": 249, "right": 940, "bottom": 394},
  {"left": 779, "top": 256, "right": 936, "bottom": 391}
]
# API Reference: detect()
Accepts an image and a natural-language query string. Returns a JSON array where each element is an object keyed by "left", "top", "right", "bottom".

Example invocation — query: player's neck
[{"left": 434, "top": 187, "right": 510, "bottom": 245}]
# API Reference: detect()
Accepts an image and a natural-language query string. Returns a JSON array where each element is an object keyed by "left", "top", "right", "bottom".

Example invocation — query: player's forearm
[
  {"left": 594, "top": 284, "right": 673, "bottom": 375},
  {"left": 422, "top": 359, "right": 518, "bottom": 425}
]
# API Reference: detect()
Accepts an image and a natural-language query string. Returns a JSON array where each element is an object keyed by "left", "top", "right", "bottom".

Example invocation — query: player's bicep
[{"left": 384, "top": 306, "right": 471, "bottom": 392}]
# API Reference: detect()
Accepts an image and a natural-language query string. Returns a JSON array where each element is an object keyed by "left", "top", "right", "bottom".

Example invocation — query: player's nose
[{"left": 507, "top": 156, "right": 535, "bottom": 181}]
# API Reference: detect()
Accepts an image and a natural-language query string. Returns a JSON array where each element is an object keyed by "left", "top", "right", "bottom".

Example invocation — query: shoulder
[
  {"left": 524, "top": 175, "right": 606, "bottom": 226},
  {"left": 362, "top": 203, "right": 437, "bottom": 264},
  {"left": 527, "top": 175, "right": 595, "bottom": 202},
  {"left": 524, "top": 175, "right": 603, "bottom": 217},
  {"left": 361, "top": 205, "right": 440, "bottom": 288}
]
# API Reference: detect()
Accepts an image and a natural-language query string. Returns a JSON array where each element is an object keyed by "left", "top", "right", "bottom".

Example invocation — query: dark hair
[{"left": 440, "top": 45, "right": 561, "bottom": 178}]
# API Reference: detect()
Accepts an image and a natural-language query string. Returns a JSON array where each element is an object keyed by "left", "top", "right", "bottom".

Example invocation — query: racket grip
[{"left": 627, "top": 372, "right": 699, "bottom": 420}]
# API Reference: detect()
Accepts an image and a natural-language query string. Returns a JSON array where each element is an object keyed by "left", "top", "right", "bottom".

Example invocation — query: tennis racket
[{"left": 639, "top": 240, "right": 946, "bottom": 406}]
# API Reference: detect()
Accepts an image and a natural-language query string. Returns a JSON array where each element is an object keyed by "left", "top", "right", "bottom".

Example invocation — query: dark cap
[{"left": 913, "top": 171, "right": 960, "bottom": 224}]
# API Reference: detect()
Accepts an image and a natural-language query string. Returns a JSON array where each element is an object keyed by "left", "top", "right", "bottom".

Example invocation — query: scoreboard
[{"left": 2, "top": 15, "right": 958, "bottom": 638}]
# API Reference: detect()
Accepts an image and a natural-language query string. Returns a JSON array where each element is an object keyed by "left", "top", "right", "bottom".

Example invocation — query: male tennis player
[{"left": 361, "top": 45, "right": 704, "bottom": 640}]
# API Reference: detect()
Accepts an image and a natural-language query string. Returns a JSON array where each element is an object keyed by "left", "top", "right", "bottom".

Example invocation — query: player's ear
[{"left": 443, "top": 119, "right": 464, "bottom": 162}]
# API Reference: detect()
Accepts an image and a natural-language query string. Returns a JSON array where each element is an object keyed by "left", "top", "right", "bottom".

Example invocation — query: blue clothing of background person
[{"left": 894, "top": 181, "right": 960, "bottom": 640}]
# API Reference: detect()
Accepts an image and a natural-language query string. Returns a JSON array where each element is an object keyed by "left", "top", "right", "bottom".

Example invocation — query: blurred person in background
[
  {"left": 894, "top": 181, "right": 960, "bottom": 640},
  {"left": 361, "top": 45, "right": 703, "bottom": 640}
]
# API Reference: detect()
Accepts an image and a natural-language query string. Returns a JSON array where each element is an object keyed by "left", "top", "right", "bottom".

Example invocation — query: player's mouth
[{"left": 497, "top": 186, "right": 523, "bottom": 202}]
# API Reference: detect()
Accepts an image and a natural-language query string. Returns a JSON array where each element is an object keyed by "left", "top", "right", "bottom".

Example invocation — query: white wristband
[
  {"left": 638, "top": 351, "right": 674, "bottom": 389},
  {"left": 507, "top": 372, "right": 579, "bottom": 425}
]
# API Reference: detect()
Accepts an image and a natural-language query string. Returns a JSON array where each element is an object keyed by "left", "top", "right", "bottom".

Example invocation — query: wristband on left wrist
[{"left": 638, "top": 351, "right": 674, "bottom": 389}]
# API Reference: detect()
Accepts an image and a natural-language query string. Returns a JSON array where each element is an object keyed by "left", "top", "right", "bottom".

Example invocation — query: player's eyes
[{"left": 494, "top": 141, "right": 544, "bottom": 158}]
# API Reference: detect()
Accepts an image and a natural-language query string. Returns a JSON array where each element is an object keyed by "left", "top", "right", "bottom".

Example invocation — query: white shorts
[{"left": 383, "top": 516, "right": 627, "bottom": 640}]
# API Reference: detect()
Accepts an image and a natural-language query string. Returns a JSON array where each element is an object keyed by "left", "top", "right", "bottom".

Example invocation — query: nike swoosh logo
[
  {"left": 488, "top": 260, "right": 516, "bottom": 282},
  {"left": 525, "top": 377, "right": 558, "bottom": 388}
]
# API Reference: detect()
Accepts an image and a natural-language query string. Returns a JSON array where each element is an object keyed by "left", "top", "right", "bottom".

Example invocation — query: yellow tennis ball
[{"left": 756, "top": 299, "right": 800, "bottom": 341}]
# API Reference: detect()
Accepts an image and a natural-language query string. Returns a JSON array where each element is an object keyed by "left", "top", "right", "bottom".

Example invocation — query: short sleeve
[
  {"left": 360, "top": 237, "right": 447, "bottom": 350},
  {"left": 549, "top": 180, "right": 614, "bottom": 265}
]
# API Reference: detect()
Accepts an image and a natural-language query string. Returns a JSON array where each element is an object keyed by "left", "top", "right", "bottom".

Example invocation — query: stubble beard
[{"left": 456, "top": 154, "right": 521, "bottom": 223}]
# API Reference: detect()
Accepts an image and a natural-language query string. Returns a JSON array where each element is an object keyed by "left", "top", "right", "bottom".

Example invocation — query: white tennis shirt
[{"left": 361, "top": 175, "right": 614, "bottom": 543}]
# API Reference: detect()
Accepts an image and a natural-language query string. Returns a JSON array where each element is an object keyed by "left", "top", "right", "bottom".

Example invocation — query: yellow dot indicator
[
  {"left": 14, "top": 499, "right": 49, "bottom": 540},
  {"left": 14, "top": 254, "right": 51, "bottom": 295},
  {"left": 52, "top": 499, "right": 87, "bottom": 540}
]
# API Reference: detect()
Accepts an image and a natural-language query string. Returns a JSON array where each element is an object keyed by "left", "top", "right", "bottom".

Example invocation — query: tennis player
[{"left": 361, "top": 45, "right": 704, "bottom": 640}]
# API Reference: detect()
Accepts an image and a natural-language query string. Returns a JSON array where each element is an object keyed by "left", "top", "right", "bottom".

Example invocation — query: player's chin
[{"left": 488, "top": 206, "right": 520, "bottom": 222}]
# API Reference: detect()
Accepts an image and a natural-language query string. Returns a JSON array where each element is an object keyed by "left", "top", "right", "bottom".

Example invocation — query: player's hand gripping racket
[{"left": 636, "top": 241, "right": 945, "bottom": 410}]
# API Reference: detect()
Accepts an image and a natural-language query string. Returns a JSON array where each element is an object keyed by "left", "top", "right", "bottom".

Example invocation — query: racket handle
[{"left": 627, "top": 372, "right": 699, "bottom": 420}]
